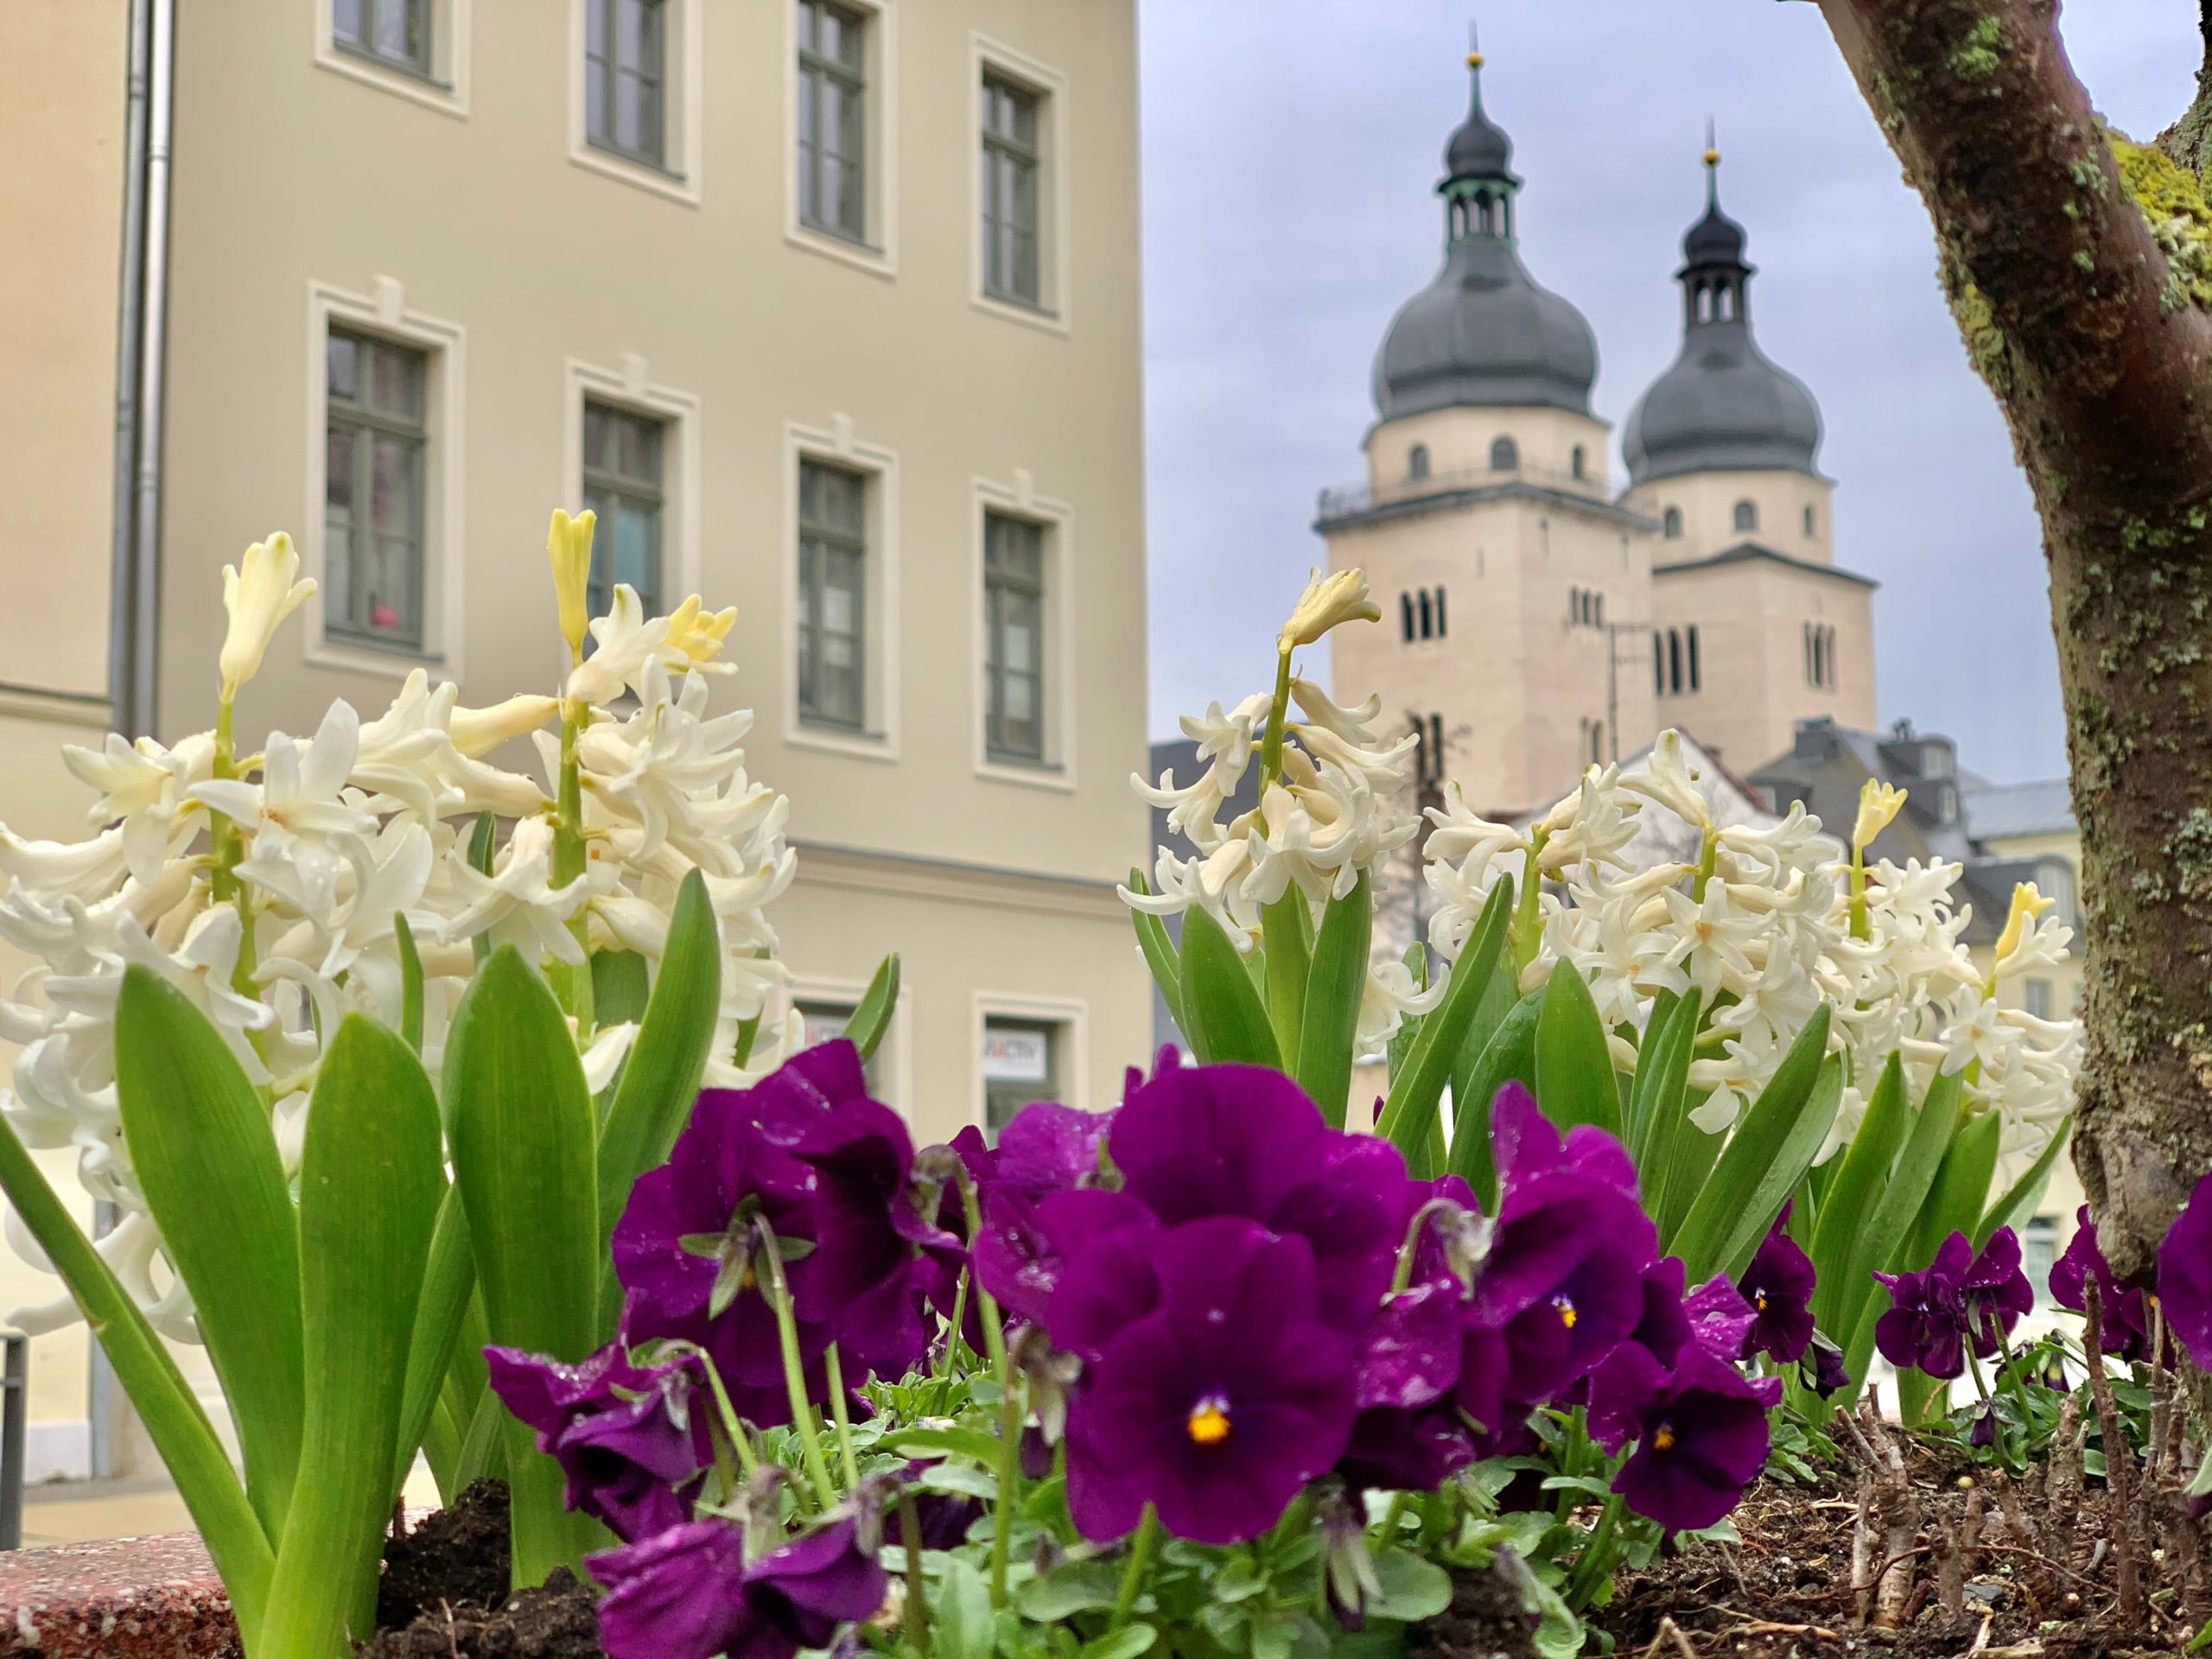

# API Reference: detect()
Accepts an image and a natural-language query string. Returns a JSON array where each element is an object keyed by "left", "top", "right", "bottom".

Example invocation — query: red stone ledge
[{"left": 0, "top": 1531, "right": 237, "bottom": 1658}]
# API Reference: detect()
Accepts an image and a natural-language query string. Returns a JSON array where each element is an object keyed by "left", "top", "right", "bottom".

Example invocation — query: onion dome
[
  {"left": 1371, "top": 51, "right": 1599, "bottom": 421},
  {"left": 1623, "top": 143, "right": 1822, "bottom": 483}
]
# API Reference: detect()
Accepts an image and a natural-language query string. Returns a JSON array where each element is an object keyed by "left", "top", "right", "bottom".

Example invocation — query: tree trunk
[{"left": 1814, "top": 0, "right": 2212, "bottom": 1276}]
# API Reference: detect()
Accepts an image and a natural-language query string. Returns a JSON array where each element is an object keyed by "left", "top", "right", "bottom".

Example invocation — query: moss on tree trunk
[{"left": 1816, "top": 0, "right": 2212, "bottom": 1275}]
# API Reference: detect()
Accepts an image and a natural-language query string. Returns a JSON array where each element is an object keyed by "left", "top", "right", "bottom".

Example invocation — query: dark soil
[
  {"left": 360, "top": 1480, "right": 604, "bottom": 1658},
  {"left": 1412, "top": 1559, "right": 1541, "bottom": 1659},
  {"left": 1590, "top": 1441, "right": 2202, "bottom": 1657}
]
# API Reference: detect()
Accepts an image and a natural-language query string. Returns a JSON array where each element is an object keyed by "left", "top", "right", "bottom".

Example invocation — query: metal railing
[{"left": 1315, "top": 457, "right": 1609, "bottom": 522}]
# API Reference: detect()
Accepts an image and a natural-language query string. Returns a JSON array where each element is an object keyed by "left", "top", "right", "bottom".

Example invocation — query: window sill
[
  {"left": 788, "top": 721, "right": 900, "bottom": 765},
  {"left": 785, "top": 221, "right": 897, "bottom": 281},
  {"left": 571, "top": 137, "right": 701, "bottom": 207},
  {"left": 972, "top": 289, "right": 1069, "bottom": 338},
  {"left": 315, "top": 35, "right": 468, "bottom": 118},
  {"left": 308, "top": 637, "right": 447, "bottom": 683},
  {"left": 976, "top": 752, "right": 1075, "bottom": 793}
]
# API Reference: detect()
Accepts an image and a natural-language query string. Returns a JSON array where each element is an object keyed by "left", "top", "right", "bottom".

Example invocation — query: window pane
[
  {"left": 370, "top": 435, "right": 416, "bottom": 536},
  {"left": 583, "top": 404, "right": 611, "bottom": 472},
  {"left": 334, "top": 0, "right": 365, "bottom": 45},
  {"left": 637, "top": 76, "right": 664, "bottom": 161},
  {"left": 587, "top": 0, "right": 607, "bottom": 55},
  {"left": 327, "top": 332, "right": 358, "bottom": 402},
  {"left": 615, "top": 501, "right": 656, "bottom": 601},
  {"left": 369, "top": 340, "right": 423, "bottom": 419},
  {"left": 616, "top": 70, "right": 642, "bottom": 150},
  {"left": 325, "top": 429, "right": 355, "bottom": 514},
  {"left": 615, "top": 0, "right": 645, "bottom": 69},
  {"left": 586, "top": 58, "right": 608, "bottom": 138},
  {"left": 372, "top": 0, "right": 410, "bottom": 59}
]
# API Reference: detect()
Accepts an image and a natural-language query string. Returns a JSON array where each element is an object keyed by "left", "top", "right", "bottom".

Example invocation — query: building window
[
  {"left": 1400, "top": 593, "right": 1415, "bottom": 642},
  {"left": 982, "top": 1016, "right": 1059, "bottom": 1141},
  {"left": 1803, "top": 503, "right": 1816, "bottom": 537},
  {"left": 984, "top": 512, "right": 1047, "bottom": 763},
  {"left": 797, "top": 460, "right": 868, "bottom": 730},
  {"left": 2024, "top": 978, "right": 2055, "bottom": 1020},
  {"left": 1407, "top": 443, "right": 1429, "bottom": 480},
  {"left": 981, "top": 72, "right": 1042, "bottom": 307},
  {"left": 1417, "top": 591, "right": 1434, "bottom": 641},
  {"left": 2039, "top": 859, "right": 2079, "bottom": 928},
  {"left": 797, "top": 1, "right": 867, "bottom": 242},
  {"left": 1804, "top": 622, "right": 1837, "bottom": 690},
  {"left": 325, "top": 327, "right": 428, "bottom": 650},
  {"left": 2024, "top": 1216, "right": 2059, "bottom": 1308},
  {"left": 585, "top": 0, "right": 666, "bottom": 168},
  {"left": 1662, "top": 505, "right": 1682, "bottom": 538},
  {"left": 798, "top": 998, "right": 887, "bottom": 1093},
  {"left": 1571, "top": 444, "right": 1586, "bottom": 480},
  {"left": 582, "top": 401, "right": 665, "bottom": 619},
  {"left": 1732, "top": 499, "right": 1758, "bottom": 533},
  {"left": 1667, "top": 627, "right": 1683, "bottom": 695},
  {"left": 1490, "top": 435, "right": 1519, "bottom": 473},
  {"left": 1652, "top": 633, "right": 1664, "bottom": 696},
  {"left": 1687, "top": 624, "right": 1700, "bottom": 692},
  {"left": 1432, "top": 587, "right": 1446, "bottom": 639},
  {"left": 334, "top": 0, "right": 431, "bottom": 73}
]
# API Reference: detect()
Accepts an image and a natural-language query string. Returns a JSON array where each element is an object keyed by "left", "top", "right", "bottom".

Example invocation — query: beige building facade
[
  {"left": 0, "top": 0, "right": 1148, "bottom": 1477},
  {"left": 1319, "top": 61, "right": 1875, "bottom": 813}
]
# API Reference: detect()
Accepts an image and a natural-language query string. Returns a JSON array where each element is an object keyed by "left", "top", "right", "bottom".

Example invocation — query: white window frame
[
  {"left": 784, "top": 0, "right": 899, "bottom": 279},
  {"left": 783, "top": 419, "right": 901, "bottom": 762},
  {"left": 969, "top": 33, "right": 1070, "bottom": 336},
  {"left": 791, "top": 971, "right": 912, "bottom": 1116},
  {"left": 314, "top": 0, "right": 473, "bottom": 118},
  {"left": 971, "top": 990, "right": 1088, "bottom": 1133},
  {"left": 970, "top": 474, "right": 1076, "bottom": 792},
  {"left": 568, "top": 0, "right": 703, "bottom": 207},
  {"left": 303, "top": 278, "right": 467, "bottom": 681},
  {"left": 563, "top": 355, "right": 702, "bottom": 632}
]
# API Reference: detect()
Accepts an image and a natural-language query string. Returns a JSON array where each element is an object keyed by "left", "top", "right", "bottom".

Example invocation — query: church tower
[
  {"left": 1625, "top": 144, "right": 1878, "bottom": 771},
  {"left": 1318, "top": 49, "right": 1658, "bottom": 816}
]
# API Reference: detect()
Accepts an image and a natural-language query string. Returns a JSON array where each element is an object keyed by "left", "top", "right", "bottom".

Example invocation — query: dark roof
[
  {"left": 1317, "top": 476, "right": 1661, "bottom": 537},
  {"left": 1961, "top": 779, "right": 2076, "bottom": 841},
  {"left": 1651, "top": 540, "right": 1878, "bottom": 589},
  {"left": 1623, "top": 162, "right": 1823, "bottom": 484},
  {"left": 1444, "top": 60, "right": 1515, "bottom": 181}
]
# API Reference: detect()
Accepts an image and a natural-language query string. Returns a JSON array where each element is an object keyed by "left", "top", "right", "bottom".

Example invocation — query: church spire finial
[
  {"left": 1702, "top": 118, "right": 1720, "bottom": 206},
  {"left": 1466, "top": 17, "right": 1484, "bottom": 73}
]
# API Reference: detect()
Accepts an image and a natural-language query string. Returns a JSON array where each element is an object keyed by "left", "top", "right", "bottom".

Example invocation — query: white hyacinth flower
[{"left": 218, "top": 532, "right": 315, "bottom": 696}]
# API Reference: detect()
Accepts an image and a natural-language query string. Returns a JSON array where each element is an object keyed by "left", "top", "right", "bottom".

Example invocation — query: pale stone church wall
[
  {"left": 1631, "top": 468, "right": 1835, "bottom": 564},
  {"left": 1363, "top": 405, "right": 1614, "bottom": 498},
  {"left": 1514, "top": 506, "right": 1657, "bottom": 810}
]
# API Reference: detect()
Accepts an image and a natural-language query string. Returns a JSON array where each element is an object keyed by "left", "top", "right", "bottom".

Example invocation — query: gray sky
[{"left": 1138, "top": 1, "right": 2196, "bottom": 785}]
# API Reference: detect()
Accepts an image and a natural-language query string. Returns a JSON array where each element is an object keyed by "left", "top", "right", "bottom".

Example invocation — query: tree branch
[{"left": 1820, "top": 0, "right": 2212, "bottom": 508}]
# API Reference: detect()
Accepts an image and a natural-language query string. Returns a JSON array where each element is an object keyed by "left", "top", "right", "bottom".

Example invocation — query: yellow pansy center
[
  {"left": 1652, "top": 1423, "right": 1677, "bottom": 1452},
  {"left": 1186, "top": 1395, "right": 1232, "bottom": 1446},
  {"left": 1551, "top": 1293, "right": 1578, "bottom": 1330},
  {"left": 1754, "top": 1291, "right": 1769, "bottom": 1313}
]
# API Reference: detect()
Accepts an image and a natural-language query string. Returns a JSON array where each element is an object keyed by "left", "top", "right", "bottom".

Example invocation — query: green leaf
[
  {"left": 1447, "top": 985, "right": 1542, "bottom": 1209},
  {"left": 1652, "top": 1107, "right": 1722, "bottom": 1254},
  {"left": 1179, "top": 906, "right": 1281, "bottom": 1069},
  {"left": 596, "top": 869, "right": 721, "bottom": 1338},
  {"left": 448, "top": 946, "right": 606, "bottom": 1587},
  {"left": 1375, "top": 875, "right": 1513, "bottom": 1154},
  {"left": 262, "top": 1015, "right": 445, "bottom": 1657},
  {"left": 395, "top": 912, "right": 425, "bottom": 1054},
  {"left": 467, "top": 811, "right": 497, "bottom": 963},
  {"left": 1262, "top": 887, "right": 1313, "bottom": 1065},
  {"left": 1295, "top": 873, "right": 1372, "bottom": 1128},
  {"left": 1907, "top": 1107, "right": 2003, "bottom": 1269},
  {"left": 1126, "top": 870, "right": 1185, "bottom": 1040},
  {"left": 1625, "top": 989, "right": 1700, "bottom": 1182},
  {"left": 0, "top": 1120, "right": 274, "bottom": 1647},
  {"left": 1016, "top": 1560, "right": 1126, "bottom": 1620},
  {"left": 845, "top": 952, "right": 902, "bottom": 1062},
  {"left": 1980, "top": 1116, "right": 2074, "bottom": 1245},
  {"left": 1841, "top": 1066, "right": 1972, "bottom": 1385},
  {"left": 1367, "top": 1551, "right": 1452, "bottom": 1623},
  {"left": 589, "top": 949, "right": 652, "bottom": 1031},
  {"left": 1669, "top": 1007, "right": 1837, "bottom": 1283},
  {"left": 1533, "top": 965, "right": 1619, "bottom": 1139},
  {"left": 1807, "top": 1052, "right": 1908, "bottom": 1335},
  {"left": 1081, "top": 1626, "right": 1159, "bottom": 1659},
  {"left": 393, "top": 1187, "right": 474, "bottom": 1499},
  {"left": 880, "top": 1425, "right": 1005, "bottom": 1465},
  {"left": 114, "top": 965, "right": 305, "bottom": 1537},
  {"left": 933, "top": 1556, "right": 996, "bottom": 1659}
]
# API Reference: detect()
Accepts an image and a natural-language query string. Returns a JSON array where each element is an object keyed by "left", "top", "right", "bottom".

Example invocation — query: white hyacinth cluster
[
  {"left": 1424, "top": 732, "right": 2080, "bottom": 1163},
  {"left": 0, "top": 519, "right": 795, "bottom": 1337},
  {"left": 1123, "top": 569, "right": 1439, "bottom": 1054}
]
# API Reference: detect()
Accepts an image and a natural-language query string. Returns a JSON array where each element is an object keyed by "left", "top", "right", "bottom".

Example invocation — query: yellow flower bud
[
  {"left": 219, "top": 532, "right": 316, "bottom": 696},
  {"left": 664, "top": 594, "right": 739, "bottom": 666},
  {"left": 1852, "top": 779, "right": 1907, "bottom": 851},
  {"left": 1277, "top": 567, "right": 1381, "bottom": 653},
  {"left": 548, "top": 508, "right": 596, "bottom": 658},
  {"left": 449, "top": 694, "right": 560, "bottom": 759},
  {"left": 1992, "top": 881, "right": 2056, "bottom": 967}
]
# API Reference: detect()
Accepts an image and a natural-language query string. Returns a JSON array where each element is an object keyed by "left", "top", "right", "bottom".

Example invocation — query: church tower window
[
  {"left": 1570, "top": 444, "right": 1586, "bottom": 480},
  {"left": 1803, "top": 503, "right": 1815, "bottom": 537},
  {"left": 1408, "top": 443, "right": 1430, "bottom": 480},
  {"left": 1432, "top": 588, "right": 1447, "bottom": 638},
  {"left": 1653, "top": 634, "right": 1664, "bottom": 696},
  {"left": 1667, "top": 628, "right": 1683, "bottom": 694},
  {"left": 1418, "top": 591, "right": 1434, "bottom": 640},
  {"left": 1490, "top": 435, "right": 1519, "bottom": 473},
  {"left": 1401, "top": 593, "right": 1415, "bottom": 642},
  {"left": 1662, "top": 506, "right": 1681, "bottom": 538},
  {"left": 1687, "top": 624, "right": 1700, "bottom": 691},
  {"left": 1732, "top": 499, "right": 1758, "bottom": 533}
]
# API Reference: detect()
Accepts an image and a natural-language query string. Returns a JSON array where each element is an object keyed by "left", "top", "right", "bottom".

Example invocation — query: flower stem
[
  {"left": 938, "top": 1268, "right": 971, "bottom": 1382},
  {"left": 1370, "top": 1492, "right": 1410, "bottom": 1554},
  {"left": 1108, "top": 1504, "right": 1160, "bottom": 1632},
  {"left": 1847, "top": 839, "right": 1871, "bottom": 942},
  {"left": 550, "top": 699, "right": 595, "bottom": 1033},
  {"left": 1691, "top": 823, "right": 1719, "bottom": 904},
  {"left": 754, "top": 1224, "right": 839, "bottom": 1511},
  {"left": 988, "top": 1371, "right": 1023, "bottom": 1605},
  {"left": 1564, "top": 1494, "right": 1623, "bottom": 1610},
  {"left": 898, "top": 1486, "right": 931, "bottom": 1656},
  {"left": 1510, "top": 833, "right": 1548, "bottom": 973},
  {"left": 957, "top": 1174, "right": 1009, "bottom": 1382},
  {"left": 1255, "top": 649, "right": 1294, "bottom": 791},
  {"left": 824, "top": 1344, "right": 862, "bottom": 1490}
]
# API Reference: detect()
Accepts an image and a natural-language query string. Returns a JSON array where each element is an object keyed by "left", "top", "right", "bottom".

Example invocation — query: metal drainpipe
[{"left": 93, "top": 0, "right": 175, "bottom": 1483}]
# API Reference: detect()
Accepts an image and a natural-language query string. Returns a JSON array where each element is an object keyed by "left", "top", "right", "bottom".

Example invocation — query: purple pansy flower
[
  {"left": 1064, "top": 1216, "right": 1358, "bottom": 1545},
  {"left": 1961, "top": 1227, "right": 2035, "bottom": 1357},
  {"left": 2158, "top": 1178, "right": 2212, "bottom": 1371},
  {"left": 484, "top": 1343, "right": 708, "bottom": 1543},
  {"left": 1873, "top": 1232, "right": 1974, "bottom": 1378},
  {"left": 1336, "top": 1283, "right": 1476, "bottom": 1492},
  {"left": 1602, "top": 1344, "right": 1782, "bottom": 1533},
  {"left": 1472, "top": 1084, "right": 1656, "bottom": 1402},
  {"left": 1801, "top": 1332, "right": 1851, "bottom": 1397},
  {"left": 589, "top": 1512, "right": 887, "bottom": 1659},
  {"left": 2053, "top": 1206, "right": 2153, "bottom": 1362},
  {"left": 1585, "top": 1259, "right": 1753, "bottom": 1449},
  {"left": 1734, "top": 1203, "right": 1817, "bottom": 1363}
]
